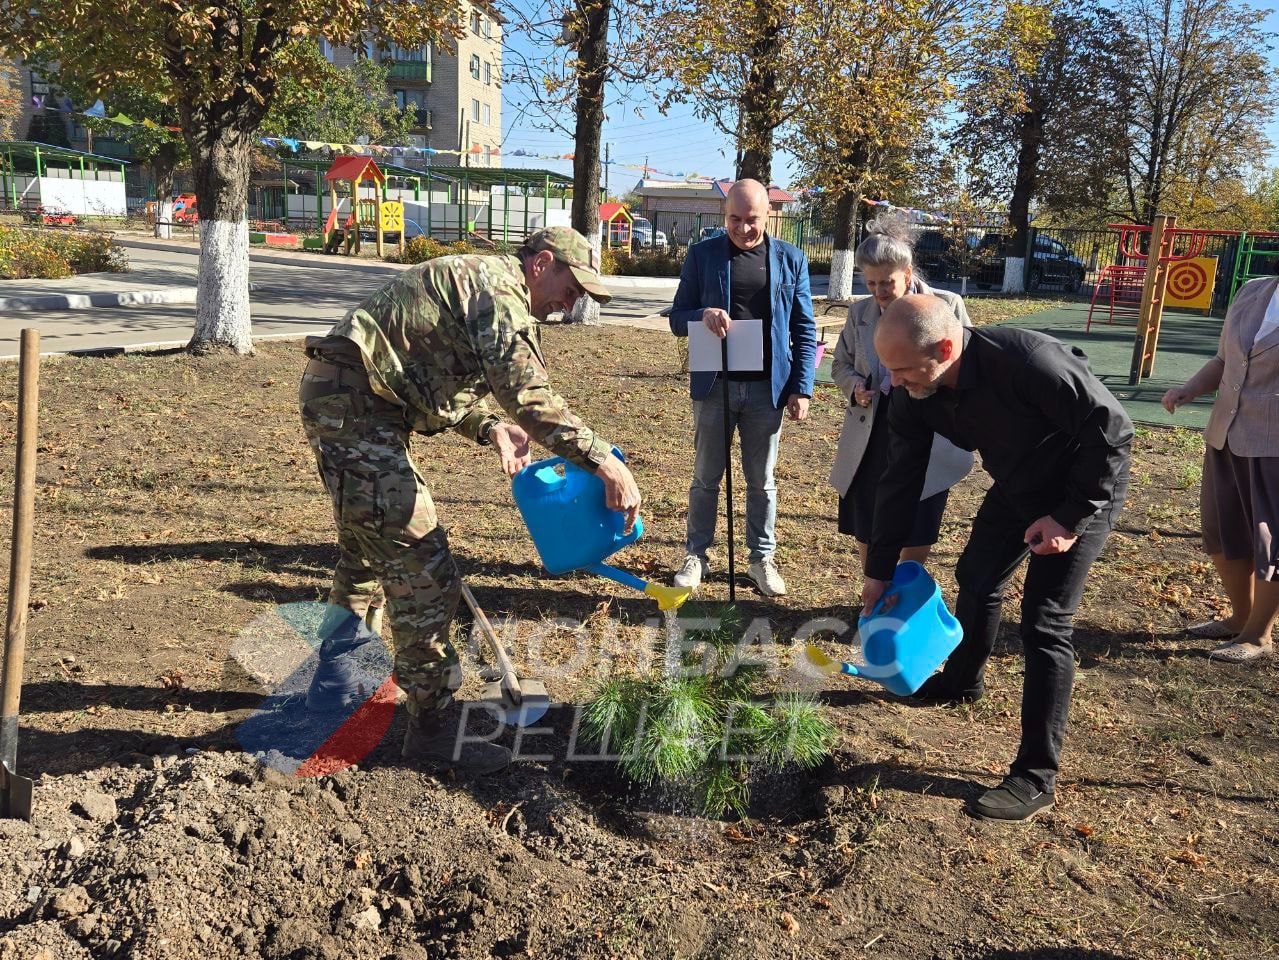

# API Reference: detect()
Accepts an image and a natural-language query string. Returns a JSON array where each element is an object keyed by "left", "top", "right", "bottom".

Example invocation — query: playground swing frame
[{"left": 321, "top": 156, "right": 405, "bottom": 259}]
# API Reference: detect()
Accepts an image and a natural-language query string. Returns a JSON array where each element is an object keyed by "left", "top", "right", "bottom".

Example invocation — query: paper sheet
[{"left": 688, "top": 317, "right": 765, "bottom": 373}]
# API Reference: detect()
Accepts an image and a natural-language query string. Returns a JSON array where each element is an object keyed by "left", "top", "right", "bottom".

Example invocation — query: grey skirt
[{"left": 1201, "top": 442, "right": 1279, "bottom": 580}]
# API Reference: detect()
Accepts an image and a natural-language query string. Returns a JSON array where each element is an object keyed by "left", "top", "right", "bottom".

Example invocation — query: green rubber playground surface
[
  {"left": 814, "top": 301, "right": 1219, "bottom": 429},
  {"left": 994, "top": 303, "right": 1218, "bottom": 429}
]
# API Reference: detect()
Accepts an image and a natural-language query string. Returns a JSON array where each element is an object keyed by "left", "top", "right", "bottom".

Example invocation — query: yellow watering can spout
[{"left": 644, "top": 582, "right": 693, "bottom": 611}]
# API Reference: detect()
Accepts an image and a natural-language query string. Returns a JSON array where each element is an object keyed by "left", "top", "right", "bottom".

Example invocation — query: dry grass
[{"left": 0, "top": 327, "right": 1274, "bottom": 957}]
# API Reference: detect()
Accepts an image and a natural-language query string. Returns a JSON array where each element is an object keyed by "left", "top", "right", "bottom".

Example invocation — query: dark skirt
[
  {"left": 1201, "top": 441, "right": 1279, "bottom": 580},
  {"left": 837, "top": 398, "right": 949, "bottom": 547}
]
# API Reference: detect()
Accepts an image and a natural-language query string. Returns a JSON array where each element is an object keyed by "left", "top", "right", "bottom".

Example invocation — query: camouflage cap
[{"left": 525, "top": 227, "right": 612, "bottom": 305}]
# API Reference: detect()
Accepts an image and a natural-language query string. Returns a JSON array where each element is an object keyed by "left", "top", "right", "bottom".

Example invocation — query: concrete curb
[
  {"left": 0, "top": 328, "right": 331, "bottom": 361},
  {"left": 0, "top": 287, "right": 200, "bottom": 312},
  {"left": 117, "top": 237, "right": 409, "bottom": 275}
]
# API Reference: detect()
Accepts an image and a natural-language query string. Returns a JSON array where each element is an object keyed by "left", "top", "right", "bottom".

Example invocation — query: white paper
[{"left": 688, "top": 317, "right": 765, "bottom": 373}]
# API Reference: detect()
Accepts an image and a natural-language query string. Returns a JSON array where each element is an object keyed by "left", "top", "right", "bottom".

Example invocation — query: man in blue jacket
[{"left": 668, "top": 179, "right": 817, "bottom": 597}]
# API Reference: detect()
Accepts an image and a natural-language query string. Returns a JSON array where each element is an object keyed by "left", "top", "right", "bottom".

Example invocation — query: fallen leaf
[
  {"left": 779, "top": 911, "right": 800, "bottom": 935},
  {"left": 783, "top": 833, "right": 801, "bottom": 845},
  {"left": 1074, "top": 824, "right": 1095, "bottom": 839}
]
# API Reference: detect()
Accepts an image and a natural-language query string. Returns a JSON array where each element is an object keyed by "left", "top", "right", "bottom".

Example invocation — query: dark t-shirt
[{"left": 727, "top": 237, "right": 772, "bottom": 382}]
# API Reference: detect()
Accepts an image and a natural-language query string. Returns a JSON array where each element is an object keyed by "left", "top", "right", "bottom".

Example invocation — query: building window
[
  {"left": 471, "top": 99, "right": 481, "bottom": 123},
  {"left": 484, "top": 61, "right": 492, "bottom": 85},
  {"left": 388, "top": 43, "right": 426, "bottom": 62},
  {"left": 471, "top": 10, "right": 482, "bottom": 34},
  {"left": 482, "top": 103, "right": 491, "bottom": 126},
  {"left": 470, "top": 54, "right": 481, "bottom": 80},
  {"left": 394, "top": 89, "right": 406, "bottom": 108},
  {"left": 318, "top": 38, "right": 332, "bottom": 61}
]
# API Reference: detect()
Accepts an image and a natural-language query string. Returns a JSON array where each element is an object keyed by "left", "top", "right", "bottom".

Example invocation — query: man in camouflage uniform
[{"left": 299, "top": 227, "right": 641, "bottom": 774}]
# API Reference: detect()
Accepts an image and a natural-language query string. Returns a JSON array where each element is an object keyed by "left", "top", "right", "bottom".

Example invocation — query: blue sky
[{"left": 500, "top": 1, "right": 1278, "bottom": 192}]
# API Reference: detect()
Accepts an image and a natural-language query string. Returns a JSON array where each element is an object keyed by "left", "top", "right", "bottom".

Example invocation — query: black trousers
[{"left": 938, "top": 473, "right": 1128, "bottom": 793}]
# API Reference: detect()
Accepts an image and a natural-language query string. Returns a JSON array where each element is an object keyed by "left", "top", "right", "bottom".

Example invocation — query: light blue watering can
[
  {"left": 511, "top": 449, "right": 692, "bottom": 611},
  {"left": 807, "top": 561, "right": 963, "bottom": 696}
]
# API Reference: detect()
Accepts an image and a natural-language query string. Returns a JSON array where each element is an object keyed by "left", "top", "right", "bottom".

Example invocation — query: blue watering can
[
  {"left": 511, "top": 449, "right": 692, "bottom": 611},
  {"left": 807, "top": 561, "right": 963, "bottom": 696}
]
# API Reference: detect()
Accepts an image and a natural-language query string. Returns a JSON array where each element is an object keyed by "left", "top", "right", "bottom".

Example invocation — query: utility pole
[{"left": 604, "top": 142, "right": 610, "bottom": 198}]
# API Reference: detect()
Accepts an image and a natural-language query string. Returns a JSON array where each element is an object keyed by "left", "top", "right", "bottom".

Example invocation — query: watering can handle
[{"left": 860, "top": 586, "right": 900, "bottom": 623}]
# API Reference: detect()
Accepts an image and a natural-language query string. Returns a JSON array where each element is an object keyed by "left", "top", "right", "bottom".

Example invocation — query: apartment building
[{"left": 323, "top": 1, "right": 504, "bottom": 168}]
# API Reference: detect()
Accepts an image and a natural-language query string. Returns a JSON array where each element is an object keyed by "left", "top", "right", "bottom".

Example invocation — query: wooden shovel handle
[
  {"left": 2, "top": 330, "right": 38, "bottom": 730},
  {"left": 459, "top": 581, "right": 523, "bottom": 700}
]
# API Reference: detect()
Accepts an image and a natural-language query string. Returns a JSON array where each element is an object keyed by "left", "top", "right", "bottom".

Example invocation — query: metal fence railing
[{"left": 636, "top": 207, "right": 836, "bottom": 267}]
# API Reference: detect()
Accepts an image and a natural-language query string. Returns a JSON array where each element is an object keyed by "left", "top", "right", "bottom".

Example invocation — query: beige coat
[
  {"left": 1205, "top": 276, "right": 1279, "bottom": 456},
  {"left": 828, "top": 281, "right": 975, "bottom": 497}
]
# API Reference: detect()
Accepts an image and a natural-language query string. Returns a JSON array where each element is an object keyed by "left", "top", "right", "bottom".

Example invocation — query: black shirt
[
  {"left": 727, "top": 237, "right": 772, "bottom": 382},
  {"left": 866, "top": 326, "right": 1133, "bottom": 581}
]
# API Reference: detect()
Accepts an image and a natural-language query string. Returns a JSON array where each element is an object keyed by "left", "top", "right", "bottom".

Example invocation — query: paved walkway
[{"left": 0, "top": 240, "right": 688, "bottom": 358}]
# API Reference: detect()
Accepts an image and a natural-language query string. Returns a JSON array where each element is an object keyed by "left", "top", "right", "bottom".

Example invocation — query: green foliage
[
  {"left": 0, "top": 59, "right": 22, "bottom": 140},
  {"left": 0, "top": 226, "right": 127, "bottom": 279},
  {"left": 265, "top": 45, "right": 414, "bottom": 145},
  {"left": 392, "top": 236, "right": 516, "bottom": 264},
  {"left": 581, "top": 605, "right": 838, "bottom": 820},
  {"left": 601, "top": 248, "right": 683, "bottom": 277}
]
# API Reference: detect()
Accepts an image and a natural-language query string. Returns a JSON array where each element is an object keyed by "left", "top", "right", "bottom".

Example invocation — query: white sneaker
[
  {"left": 673, "top": 555, "right": 708, "bottom": 589},
  {"left": 749, "top": 558, "right": 787, "bottom": 597}
]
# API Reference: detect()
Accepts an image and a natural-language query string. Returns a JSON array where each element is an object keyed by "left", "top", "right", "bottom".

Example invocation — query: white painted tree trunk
[
  {"left": 828, "top": 248, "right": 856, "bottom": 300},
  {"left": 1001, "top": 257, "right": 1026, "bottom": 294},
  {"left": 155, "top": 200, "right": 173, "bottom": 240},
  {"left": 960, "top": 276, "right": 968, "bottom": 297},
  {"left": 565, "top": 230, "right": 603, "bottom": 325},
  {"left": 566, "top": 294, "right": 601, "bottom": 324},
  {"left": 190, "top": 219, "right": 253, "bottom": 354}
]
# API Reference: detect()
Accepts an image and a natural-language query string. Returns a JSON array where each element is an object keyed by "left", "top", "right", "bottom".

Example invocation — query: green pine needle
[{"left": 758, "top": 693, "right": 840, "bottom": 769}]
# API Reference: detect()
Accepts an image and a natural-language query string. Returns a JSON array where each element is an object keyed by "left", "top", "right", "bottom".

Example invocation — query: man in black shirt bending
[{"left": 862, "top": 294, "right": 1132, "bottom": 822}]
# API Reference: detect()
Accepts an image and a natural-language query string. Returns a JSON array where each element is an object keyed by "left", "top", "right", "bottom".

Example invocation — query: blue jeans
[{"left": 686, "top": 378, "right": 785, "bottom": 564}]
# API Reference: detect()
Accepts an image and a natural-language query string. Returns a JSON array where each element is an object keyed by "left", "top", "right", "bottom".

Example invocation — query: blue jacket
[{"left": 668, "top": 233, "right": 816, "bottom": 407}]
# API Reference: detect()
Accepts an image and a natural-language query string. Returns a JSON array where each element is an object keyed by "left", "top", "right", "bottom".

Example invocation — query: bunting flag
[{"left": 27, "top": 93, "right": 732, "bottom": 182}]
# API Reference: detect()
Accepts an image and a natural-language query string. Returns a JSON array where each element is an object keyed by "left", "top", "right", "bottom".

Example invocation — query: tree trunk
[
  {"left": 1003, "top": 110, "right": 1043, "bottom": 294},
  {"left": 734, "top": 0, "right": 782, "bottom": 184},
  {"left": 828, "top": 191, "right": 859, "bottom": 300},
  {"left": 566, "top": 0, "right": 610, "bottom": 326},
  {"left": 185, "top": 122, "right": 253, "bottom": 354},
  {"left": 152, "top": 141, "right": 179, "bottom": 241}
]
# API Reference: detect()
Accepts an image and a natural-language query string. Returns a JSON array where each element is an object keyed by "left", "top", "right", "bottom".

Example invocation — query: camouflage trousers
[{"left": 299, "top": 360, "right": 461, "bottom": 718}]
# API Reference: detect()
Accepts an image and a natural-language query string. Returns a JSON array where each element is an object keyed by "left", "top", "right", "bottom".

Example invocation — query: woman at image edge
[{"left": 829, "top": 216, "right": 975, "bottom": 576}]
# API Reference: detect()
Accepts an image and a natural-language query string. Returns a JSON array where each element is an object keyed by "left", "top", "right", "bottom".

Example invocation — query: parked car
[
  {"left": 913, "top": 230, "right": 966, "bottom": 281},
  {"left": 973, "top": 232, "right": 1086, "bottom": 292},
  {"left": 630, "top": 217, "right": 668, "bottom": 250}
]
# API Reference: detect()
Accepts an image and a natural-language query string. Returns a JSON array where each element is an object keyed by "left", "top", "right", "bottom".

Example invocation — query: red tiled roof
[
  {"left": 712, "top": 179, "right": 795, "bottom": 203},
  {"left": 325, "top": 156, "right": 385, "bottom": 184},
  {"left": 599, "top": 202, "right": 630, "bottom": 222}
]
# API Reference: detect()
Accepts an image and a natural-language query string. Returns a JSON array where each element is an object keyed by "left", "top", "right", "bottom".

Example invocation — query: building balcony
[
  {"left": 410, "top": 108, "right": 432, "bottom": 130},
  {"left": 387, "top": 60, "right": 431, "bottom": 82}
]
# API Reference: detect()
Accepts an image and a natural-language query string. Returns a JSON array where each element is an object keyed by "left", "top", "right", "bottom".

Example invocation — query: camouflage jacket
[{"left": 321, "top": 254, "right": 612, "bottom": 470}]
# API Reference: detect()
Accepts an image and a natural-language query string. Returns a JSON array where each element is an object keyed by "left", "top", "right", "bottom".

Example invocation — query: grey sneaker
[
  {"left": 749, "top": 557, "right": 787, "bottom": 597},
  {"left": 673, "top": 555, "right": 708, "bottom": 589}
]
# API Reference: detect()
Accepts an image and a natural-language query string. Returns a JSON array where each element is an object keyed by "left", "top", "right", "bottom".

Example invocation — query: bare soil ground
[{"left": 0, "top": 322, "right": 1275, "bottom": 960}]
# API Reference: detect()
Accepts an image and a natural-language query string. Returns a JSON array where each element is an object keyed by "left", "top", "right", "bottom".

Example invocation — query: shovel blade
[
  {"left": 481, "top": 677, "right": 550, "bottom": 728},
  {"left": 0, "top": 760, "right": 33, "bottom": 821}
]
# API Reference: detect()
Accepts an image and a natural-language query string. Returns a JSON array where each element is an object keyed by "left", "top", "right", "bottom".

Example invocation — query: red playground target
[{"left": 1167, "top": 260, "right": 1210, "bottom": 303}]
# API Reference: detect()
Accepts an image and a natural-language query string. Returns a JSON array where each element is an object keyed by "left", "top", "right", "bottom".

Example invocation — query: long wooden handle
[
  {"left": 459, "top": 581, "right": 522, "bottom": 697},
  {"left": 2, "top": 330, "right": 38, "bottom": 761}
]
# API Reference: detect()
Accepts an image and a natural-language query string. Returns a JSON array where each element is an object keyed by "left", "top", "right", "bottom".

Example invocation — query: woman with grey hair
[{"left": 829, "top": 215, "right": 974, "bottom": 569}]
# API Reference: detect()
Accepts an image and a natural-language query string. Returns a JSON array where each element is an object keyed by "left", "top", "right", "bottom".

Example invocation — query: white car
[{"left": 630, "top": 217, "right": 668, "bottom": 250}]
